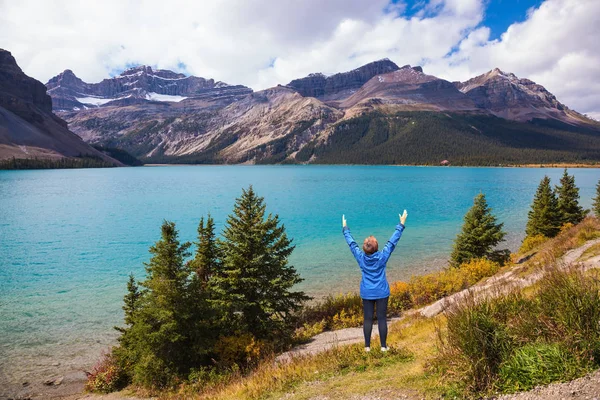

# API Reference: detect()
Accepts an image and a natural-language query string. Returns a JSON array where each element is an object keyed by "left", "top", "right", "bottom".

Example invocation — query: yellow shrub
[
  {"left": 460, "top": 258, "right": 500, "bottom": 284},
  {"left": 214, "top": 333, "right": 267, "bottom": 367},
  {"left": 293, "top": 320, "right": 327, "bottom": 343},
  {"left": 390, "top": 281, "right": 413, "bottom": 312},
  {"left": 398, "top": 258, "right": 500, "bottom": 308},
  {"left": 519, "top": 234, "right": 548, "bottom": 253},
  {"left": 331, "top": 309, "right": 362, "bottom": 329},
  {"left": 560, "top": 222, "right": 575, "bottom": 233}
]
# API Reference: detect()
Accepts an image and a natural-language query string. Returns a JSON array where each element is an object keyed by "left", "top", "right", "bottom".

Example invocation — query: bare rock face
[
  {"left": 0, "top": 48, "right": 118, "bottom": 163},
  {"left": 0, "top": 49, "right": 54, "bottom": 119},
  {"left": 340, "top": 65, "right": 477, "bottom": 111},
  {"left": 454, "top": 68, "right": 590, "bottom": 123},
  {"left": 46, "top": 66, "right": 253, "bottom": 111},
  {"left": 64, "top": 85, "right": 343, "bottom": 163},
  {"left": 287, "top": 59, "right": 400, "bottom": 101}
]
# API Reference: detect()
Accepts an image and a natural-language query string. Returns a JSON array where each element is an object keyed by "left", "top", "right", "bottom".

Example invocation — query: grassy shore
[{"left": 98, "top": 217, "right": 600, "bottom": 399}]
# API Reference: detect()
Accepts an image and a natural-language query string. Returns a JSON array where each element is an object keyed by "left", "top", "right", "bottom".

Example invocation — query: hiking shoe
[
  {"left": 365, "top": 347, "right": 370, "bottom": 352},
  {"left": 381, "top": 347, "right": 389, "bottom": 352}
]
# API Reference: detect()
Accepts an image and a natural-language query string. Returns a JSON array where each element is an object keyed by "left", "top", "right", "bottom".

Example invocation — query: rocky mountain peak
[
  {"left": 45, "top": 65, "right": 253, "bottom": 111},
  {"left": 0, "top": 49, "right": 24, "bottom": 75},
  {"left": 454, "top": 68, "right": 578, "bottom": 121},
  {"left": 399, "top": 64, "right": 424, "bottom": 73},
  {"left": 120, "top": 65, "right": 153, "bottom": 76},
  {"left": 0, "top": 48, "right": 53, "bottom": 115},
  {"left": 286, "top": 59, "right": 400, "bottom": 100},
  {"left": 46, "top": 69, "right": 85, "bottom": 91}
]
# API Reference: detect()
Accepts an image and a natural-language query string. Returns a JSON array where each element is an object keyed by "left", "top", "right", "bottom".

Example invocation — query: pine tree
[
  {"left": 450, "top": 193, "right": 508, "bottom": 267},
  {"left": 122, "top": 274, "right": 141, "bottom": 327},
  {"left": 119, "top": 221, "right": 195, "bottom": 386},
  {"left": 209, "top": 186, "right": 309, "bottom": 343},
  {"left": 187, "top": 215, "right": 220, "bottom": 359},
  {"left": 556, "top": 169, "right": 585, "bottom": 225},
  {"left": 189, "top": 215, "right": 219, "bottom": 286},
  {"left": 592, "top": 179, "right": 600, "bottom": 218},
  {"left": 525, "top": 176, "right": 561, "bottom": 238}
]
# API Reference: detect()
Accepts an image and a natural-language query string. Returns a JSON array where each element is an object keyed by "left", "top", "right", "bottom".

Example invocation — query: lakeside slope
[{"left": 16, "top": 218, "right": 600, "bottom": 400}]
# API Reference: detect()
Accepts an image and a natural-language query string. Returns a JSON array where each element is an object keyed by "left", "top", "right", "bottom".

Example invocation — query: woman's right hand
[{"left": 342, "top": 214, "right": 347, "bottom": 228}]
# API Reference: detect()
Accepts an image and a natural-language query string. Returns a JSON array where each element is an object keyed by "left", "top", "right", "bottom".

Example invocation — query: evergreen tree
[
  {"left": 525, "top": 176, "right": 561, "bottom": 238},
  {"left": 119, "top": 221, "right": 195, "bottom": 387},
  {"left": 122, "top": 274, "right": 141, "bottom": 327},
  {"left": 187, "top": 215, "right": 220, "bottom": 361},
  {"left": 592, "top": 179, "right": 600, "bottom": 218},
  {"left": 450, "top": 193, "right": 508, "bottom": 267},
  {"left": 209, "top": 186, "right": 309, "bottom": 343},
  {"left": 189, "top": 215, "right": 219, "bottom": 286},
  {"left": 556, "top": 169, "right": 585, "bottom": 225}
]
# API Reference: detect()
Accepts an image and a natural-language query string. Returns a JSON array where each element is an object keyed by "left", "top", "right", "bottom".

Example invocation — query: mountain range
[
  {"left": 0, "top": 49, "right": 120, "bottom": 166},
  {"left": 2, "top": 48, "right": 599, "bottom": 166}
]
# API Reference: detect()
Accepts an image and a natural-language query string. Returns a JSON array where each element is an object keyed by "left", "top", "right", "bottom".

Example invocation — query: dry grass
[
  {"left": 514, "top": 217, "right": 600, "bottom": 276},
  {"left": 147, "top": 315, "right": 445, "bottom": 400},
  {"left": 578, "top": 242, "right": 600, "bottom": 262}
]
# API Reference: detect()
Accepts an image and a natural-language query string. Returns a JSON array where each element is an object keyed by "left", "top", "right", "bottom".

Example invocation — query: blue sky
[
  {"left": 482, "top": 0, "right": 544, "bottom": 39},
  {"left": 394, "top": 0, "right": 545, "bottom": 39}
]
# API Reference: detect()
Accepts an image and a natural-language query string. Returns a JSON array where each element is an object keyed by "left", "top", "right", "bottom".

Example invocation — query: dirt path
[
  {"left": 419, "top": 238, "right": 600, "bottom": 318},
  {"left": 275, "top": 317, "right": 404, "bottom": 363}
]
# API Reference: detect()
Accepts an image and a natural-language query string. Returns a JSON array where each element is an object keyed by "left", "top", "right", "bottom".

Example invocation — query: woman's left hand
[{"left": 399, "top": 210, "right": 408, "bottom": 225}]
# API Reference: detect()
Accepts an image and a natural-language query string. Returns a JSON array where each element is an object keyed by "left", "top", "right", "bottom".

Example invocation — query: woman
[{"left": 342, "top": 210, "right": 407, "bottom": 352}]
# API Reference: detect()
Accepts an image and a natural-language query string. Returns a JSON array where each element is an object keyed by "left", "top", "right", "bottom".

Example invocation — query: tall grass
[{"left": 437, "top": 266, "right": 600, "bottom": 395}]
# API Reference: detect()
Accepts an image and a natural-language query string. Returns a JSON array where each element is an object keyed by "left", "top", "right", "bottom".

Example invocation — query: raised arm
[
  {"left": 342, "top": 214, "right": 362, "bottom": 260},
  {"left": 381, "top": 210, "right": 408, "bottom": 262}
]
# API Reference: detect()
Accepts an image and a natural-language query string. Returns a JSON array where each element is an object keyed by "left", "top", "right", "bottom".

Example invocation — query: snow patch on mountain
[
  {"left": 145, "top": 92, "right": 188, "bottom": 102},
  {"left": 75, "top": 96, "right": 117, "bottom": 106}
]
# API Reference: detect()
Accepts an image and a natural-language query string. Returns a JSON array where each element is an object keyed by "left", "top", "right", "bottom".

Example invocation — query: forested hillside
[{"left": 295, "top": 112, "right": 600, "bottom": 165}]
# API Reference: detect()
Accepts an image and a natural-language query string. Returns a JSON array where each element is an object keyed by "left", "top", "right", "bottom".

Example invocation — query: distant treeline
[{"left": 0, "top": 155, "right": 115, "bottom": 170}]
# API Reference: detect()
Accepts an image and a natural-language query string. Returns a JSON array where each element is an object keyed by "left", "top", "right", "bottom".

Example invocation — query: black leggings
[{"left": 363, "top": 297, "right": 389, "bottom": 348}]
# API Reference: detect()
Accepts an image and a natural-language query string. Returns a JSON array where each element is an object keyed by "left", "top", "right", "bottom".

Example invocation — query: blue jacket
[{"left": 343, "top": 224, "right": 405, "bottom": 300}]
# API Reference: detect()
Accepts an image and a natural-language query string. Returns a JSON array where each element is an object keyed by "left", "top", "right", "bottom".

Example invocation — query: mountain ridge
[
  {"left": 46, "top": 65, "right": 252, "bottom": 112},
  {"left": 41, "top": 57, "right": 600, "bottom": 165}
]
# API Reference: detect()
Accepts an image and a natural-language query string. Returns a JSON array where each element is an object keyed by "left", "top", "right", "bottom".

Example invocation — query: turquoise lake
[{"left": 1, "top": 165, "right": 599, "bottom": 388}]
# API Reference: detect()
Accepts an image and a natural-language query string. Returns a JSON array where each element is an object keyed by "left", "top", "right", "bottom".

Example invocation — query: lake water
[{"left": 1, "top": 165, "right": 599, "bottom": 390}]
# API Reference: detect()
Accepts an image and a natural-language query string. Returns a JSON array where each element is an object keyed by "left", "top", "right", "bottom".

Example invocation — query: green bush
[
  {"left": 498, "top": 343, "right": 584, "bottom": 392},
  {"left": 537, "top": 268, "right": 600, "bottom": 360},
  {"left": 444, "top": 295, "right": 513, "bottom": 392}
]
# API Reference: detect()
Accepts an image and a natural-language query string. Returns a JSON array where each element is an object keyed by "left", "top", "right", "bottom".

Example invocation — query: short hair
[{"left": 363, "top": 236, "right": 378, "bottom": 254}]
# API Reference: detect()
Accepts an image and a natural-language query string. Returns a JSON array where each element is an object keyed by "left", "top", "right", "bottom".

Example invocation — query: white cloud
[
  {"left": 0, "top": 0, "right": 598, "bottom": 116},
  {"left": 427, "top": 0, "right": 600, "bottom": 116}
]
